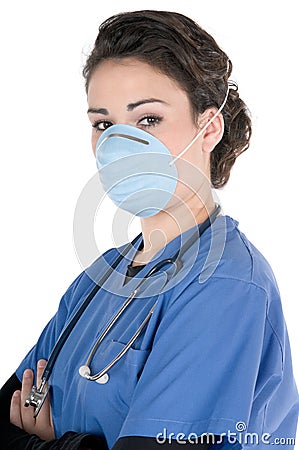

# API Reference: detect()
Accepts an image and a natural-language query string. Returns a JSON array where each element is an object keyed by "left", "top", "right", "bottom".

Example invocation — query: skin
[
  {"left": 9, "top": 57, "right": 224, "bottom": 440},
  {"left": 87, "top": 58, "right": 224, "bottom": 265},
  {"left": 10, "top": 359, "right": 55, "bottom": 440},
  {"left": 10, "top": 363, "right": 90, "bottom": 448}
]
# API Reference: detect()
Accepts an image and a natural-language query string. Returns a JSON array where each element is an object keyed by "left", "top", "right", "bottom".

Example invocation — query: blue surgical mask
[
  {"left": 95, "top": 87, "right": 229, "bottom": 217},
  {"left": 96, "top": 124, "right": 178, "bottom": 217}
]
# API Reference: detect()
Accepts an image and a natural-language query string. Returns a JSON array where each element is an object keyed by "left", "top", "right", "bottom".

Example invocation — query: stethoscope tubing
[
  {"left": 40, "top": 232, "right": 142, "bottom": 385},
  {"left": 83, "top": 303, "right": 156, "bottom": 382},
  {"left": 40, "top": 204, "right": 221, "bottom": 386}
]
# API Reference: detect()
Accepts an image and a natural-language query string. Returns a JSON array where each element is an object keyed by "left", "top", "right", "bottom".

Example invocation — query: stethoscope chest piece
[
  {"left": 96, "top": 373, "right": 109, "bottom": 384},
  {"left": 29, "top": 204, "right": 221, "bottom": 418},
  {"left": 79, "top": 365, "right": 90, "bottom": 378},
  {"left": 79, "top": 365, "right": 109, "bottom": 384}
]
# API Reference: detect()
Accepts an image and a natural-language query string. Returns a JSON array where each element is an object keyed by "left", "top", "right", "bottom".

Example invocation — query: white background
[{"left": 0, "top": 0, "right": 298, "bottom": 434}]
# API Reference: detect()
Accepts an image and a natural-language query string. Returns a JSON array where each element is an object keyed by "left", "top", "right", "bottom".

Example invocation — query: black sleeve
[
  {"left": 0, "top": 373, "right": 108, "bottom": 450},
  {"left": 112, "top": 436, "right": 213, "bottom": 449},
  {"left": 0, "top": 426, "right": 106, "bottom": 450},
  {"left": 1, "top": 375, "right": 214, "bottom": 450},
  {"left": 0, "top": 372, "right": 22, "bottom": 421}
]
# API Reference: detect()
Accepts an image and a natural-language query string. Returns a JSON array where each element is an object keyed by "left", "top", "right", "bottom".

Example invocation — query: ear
[{"left": 198, "top": 108, "right": 225, "bottom": 153}]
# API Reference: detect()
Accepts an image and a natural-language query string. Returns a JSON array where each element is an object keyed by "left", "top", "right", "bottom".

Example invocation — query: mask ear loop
[{"left": 169, "top": 60, "right": 232, "bottom": 167}]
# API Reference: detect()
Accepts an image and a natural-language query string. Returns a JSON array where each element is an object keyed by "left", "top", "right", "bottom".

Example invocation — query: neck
[{"left": 133, "top": 191, "right": 216, "bottom": 265}]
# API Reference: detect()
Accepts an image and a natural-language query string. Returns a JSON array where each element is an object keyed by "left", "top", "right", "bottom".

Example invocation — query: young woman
[{"left": 0, "top": 10, "right": 298, "bottom": 450}]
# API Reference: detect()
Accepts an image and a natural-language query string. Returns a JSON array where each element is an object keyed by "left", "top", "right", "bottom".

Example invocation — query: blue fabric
[{"left": 16, "top": 216, "right": 299, "bottom": 449}]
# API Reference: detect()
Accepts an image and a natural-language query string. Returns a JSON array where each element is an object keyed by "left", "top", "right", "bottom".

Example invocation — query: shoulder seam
[
  {"left": 198, "top": 275, "right": 284, "bottom": 371},
  {"left": 234, "top": 227, "right": 254, "bottom": 282},
  {"left": 210, "top": 274, "right": 267, "bottom": 293}
]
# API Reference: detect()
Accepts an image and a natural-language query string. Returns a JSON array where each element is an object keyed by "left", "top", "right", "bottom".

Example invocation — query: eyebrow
[
  {"left": 87, "top": 98, "right": 168, "bottom": 115},
  {"left": 87, "top": 107, "right": 109, "bottom": 115},
  {"left": 126, "top": 98, "right": 168, "bottom": 111}
]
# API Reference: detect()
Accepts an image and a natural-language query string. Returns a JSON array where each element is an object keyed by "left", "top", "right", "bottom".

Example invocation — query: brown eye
[
  {"left": 92, "top": 120, "right": 113, "bottom": 131},
  {"left": 138, "top": 115, "right": 162, "bottom": 127}
]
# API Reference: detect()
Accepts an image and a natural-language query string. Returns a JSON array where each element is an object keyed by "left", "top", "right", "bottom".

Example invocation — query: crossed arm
[{"left": 0, "top": 360, "right": 212, "bottom": 450}]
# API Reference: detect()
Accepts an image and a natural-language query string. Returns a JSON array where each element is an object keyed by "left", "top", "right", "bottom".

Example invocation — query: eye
[
  {"left": 92, "top": 120, "right": 113, "bottom": 132},
  {"left": 138, "top": 115, "right": 162, "bottom": 128}
]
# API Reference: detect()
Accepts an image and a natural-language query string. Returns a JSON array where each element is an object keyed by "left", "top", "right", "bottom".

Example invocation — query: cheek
[
  {"left": 157, "top": 121, "right": 209, "bottom": 205},
  {"left": 158, "top": 123, "right": 198, "bottom": 157},
  {"left": 91, "top": 132, "right": 99, "bottom": 156}
]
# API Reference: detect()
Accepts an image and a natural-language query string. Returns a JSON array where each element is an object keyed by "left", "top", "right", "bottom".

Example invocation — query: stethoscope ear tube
[
  {"left": 25, "top": 204, "right": 221, "bottom": 416},
  {"left": 48, "top": 233, "right": 142, "bottom": 376},
  {"left": 24, "top": 233, "right": 142, "bottom": 416},
  {"left": 78, "top": 204, "right": 221, "bottom": 383},
  {"left": 80, "top": 302, "right": 156, "bottom": 383}
]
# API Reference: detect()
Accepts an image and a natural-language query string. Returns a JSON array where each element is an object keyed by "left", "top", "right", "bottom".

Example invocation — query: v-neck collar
[
  {"left": 90, "top": 215, "right": 233, "bottom": 299},
  {"left": 111, "top": 222, "right": 203, "bottom": 295}
]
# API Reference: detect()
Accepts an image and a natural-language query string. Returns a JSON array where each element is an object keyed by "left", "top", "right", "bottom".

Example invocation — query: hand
[{"left": 10, "top": 359, "right": 55, "bottom": 441}]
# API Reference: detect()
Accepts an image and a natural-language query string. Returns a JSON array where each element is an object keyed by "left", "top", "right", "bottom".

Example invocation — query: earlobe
[{"left": 201, "top": 110, "right": 225, "bottom": 153}]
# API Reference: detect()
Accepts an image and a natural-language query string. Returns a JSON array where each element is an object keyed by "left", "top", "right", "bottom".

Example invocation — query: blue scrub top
[{"left": 16, "top": 216, "right": 299, "bottom": 449}]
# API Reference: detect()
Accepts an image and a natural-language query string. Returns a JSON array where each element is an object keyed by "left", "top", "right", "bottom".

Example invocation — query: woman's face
[{"left": 87, "top": 58, "right": 214, "bottom": 212}]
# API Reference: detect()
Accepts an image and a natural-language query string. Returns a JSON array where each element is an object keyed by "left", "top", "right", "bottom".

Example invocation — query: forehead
[{"left": 87, "top": 58, "right": 189, "bottom": 107}]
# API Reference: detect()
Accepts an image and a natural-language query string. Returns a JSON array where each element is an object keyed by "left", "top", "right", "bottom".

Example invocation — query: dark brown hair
[{"left": 83, "top": 10, "right": 252, "bottom": 188}]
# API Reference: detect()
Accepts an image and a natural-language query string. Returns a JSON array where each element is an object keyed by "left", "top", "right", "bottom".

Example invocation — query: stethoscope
[{"left": 25, "top": 204, "right": 221, "bottom": 417}]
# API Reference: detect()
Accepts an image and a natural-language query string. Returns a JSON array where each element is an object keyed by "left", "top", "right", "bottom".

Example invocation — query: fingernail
[
  {"left": 13, "top": 390, "right": 21, "bottom": 398},
  {"left": 24, "top": 369, "right": 32, "bottom": 378},
  {"left": 38, "top": 360, "right": 47, "bottom": 369}
]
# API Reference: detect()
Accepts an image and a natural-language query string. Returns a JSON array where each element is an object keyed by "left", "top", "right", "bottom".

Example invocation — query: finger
[
  {"left": 36, "top": 359, "right": 47, "bottom": 387},
  {"left": 36, "top": 360, "right": 52, "bottom": 426},
  {"left": 36, "top": 396, "right": 55, "bottom": 440},
  {"left": 10, "top": 390, "right": 23, "bottom": 428},
  {"left": 34, "top": 361, "right": 55, "bottom": 440},
  {"left": 36, "top": 390, "right": 52, "bottom": 427},
  {"left": 20, "top": 368, "right": 36, "bottom": 432}
]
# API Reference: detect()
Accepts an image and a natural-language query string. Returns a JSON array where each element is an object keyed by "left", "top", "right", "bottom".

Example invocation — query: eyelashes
[
  {"left": 92, "top": 120, "right": 112, "bottom": 131},
  {"left": 138, "top": 114, "right": 163, "bottom": 127},
  {"left": 92, "top": 114, "right": 163, "bottom": 132}
]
